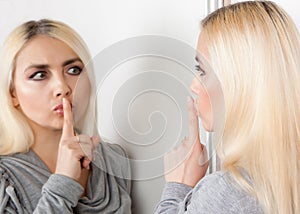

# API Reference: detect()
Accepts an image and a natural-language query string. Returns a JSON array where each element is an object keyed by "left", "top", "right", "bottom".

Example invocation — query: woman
[
  {"left": 156, "top": 1, "right": 300, "bottom": 213},
  {"left": 0, "top": 19, "right": 131, "bottom": 213}
]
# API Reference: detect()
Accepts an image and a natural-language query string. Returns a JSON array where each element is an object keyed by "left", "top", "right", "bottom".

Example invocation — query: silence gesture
[
  {"left": 164, "top": 96, "right": 208, "bottom": 187},
  {"left": 55, "top": 98, "right": 99, "bottom": 181}
]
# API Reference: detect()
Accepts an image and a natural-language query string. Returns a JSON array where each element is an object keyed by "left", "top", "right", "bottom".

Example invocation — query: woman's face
[
  {"left": 190, "top": 33, "right": 213, "bottom": 131},
  {"left": 11, "top": 35, "right": 90, "bottom": 133}
]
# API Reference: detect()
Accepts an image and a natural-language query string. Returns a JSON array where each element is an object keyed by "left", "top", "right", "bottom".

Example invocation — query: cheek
[
  {"left": 12, "top": 80, "right": 50, "bottom": 128},
  {"left": 14, "top": 80, "right": 45, "bottom": 111},
  {"left": 72, "top": 74, "right": 91, "bottom": 121},
  {"left": 197, "top": 85, "right": 211, "bottom": 116},
  {"left": 197, "top": 84, "right": 213, "bottom": 131},
  {"left": 191, "top": 78, "right": 212, "bottom": 118}
]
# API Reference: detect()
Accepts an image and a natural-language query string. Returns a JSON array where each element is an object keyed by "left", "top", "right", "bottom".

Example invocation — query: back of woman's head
[
  {"left": 201, "top": 1, "right": 300, "bottom": 213},
  {"left": 0, "top": 19, "right": 95, "bottom": 155}
]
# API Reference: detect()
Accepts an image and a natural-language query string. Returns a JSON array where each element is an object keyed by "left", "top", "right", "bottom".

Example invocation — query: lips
[
  {"left": 53, "top": 102, "right": 73, "bottom": 116},
  {"left": 54, "top": 104, "right": 64, "bottom": 115}
]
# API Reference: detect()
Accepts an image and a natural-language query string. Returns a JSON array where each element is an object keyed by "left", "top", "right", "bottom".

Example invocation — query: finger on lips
[
  {"left": 61, "top": 98, "right": 95, "bottom": 170},
  {"left": 62, "top": 98, "right": 75, "bottom": 139},
  {"left": 187, "top": 96, "right": 199, "bottom": 144}
]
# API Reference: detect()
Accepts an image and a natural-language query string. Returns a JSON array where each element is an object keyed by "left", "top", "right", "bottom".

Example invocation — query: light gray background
[{"left": 0, "top": 1, "right": 299, "bottom": 213}]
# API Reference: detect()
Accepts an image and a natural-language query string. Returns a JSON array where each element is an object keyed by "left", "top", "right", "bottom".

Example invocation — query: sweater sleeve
[
  {"left": 154, "top": 182, "right": 193, "bottom": 214},
  {"left": 155, "top": 172, "right": 264, "bottom": 214},
  {"left": 0, "top": 169, "right": 83, "bottom": 214},
  {"left": 34, "top": 174, "right": 83, "bottom": 213}
]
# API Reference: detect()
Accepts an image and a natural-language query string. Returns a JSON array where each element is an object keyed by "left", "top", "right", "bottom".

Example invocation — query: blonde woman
[
  {"left": 156, "top": 1, "right": 300, "bottom": 213},
  {"left": 0, "top": 19, "right": 131, "bottom": 213}
]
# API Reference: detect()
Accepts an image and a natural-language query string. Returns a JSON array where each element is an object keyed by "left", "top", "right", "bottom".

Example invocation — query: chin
[
  {"left": 202, "top": 123, "right": 209, "bottom": 131},
  {"left": 200, "top": 118, "right": 213, "bottom": 132},
  {"left": 50, "top": 119, "right": 64, "bottom": 130}
]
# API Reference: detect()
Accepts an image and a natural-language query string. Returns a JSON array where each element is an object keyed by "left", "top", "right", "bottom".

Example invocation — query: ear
[{"left": 10, "top": 87, "right": 20, "bottom": 107}]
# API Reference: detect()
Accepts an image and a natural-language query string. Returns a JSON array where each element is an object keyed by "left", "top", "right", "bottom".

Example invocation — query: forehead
[
  {"left": 196, "top": 32, "right": 210, "bottom": 63},
  {"left": 15, "top": 35, "right": 78, "bottom": 67}
]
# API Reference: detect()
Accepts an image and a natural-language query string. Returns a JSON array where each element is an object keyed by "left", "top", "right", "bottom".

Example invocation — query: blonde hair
[
  {"left": 0, "top": 19, "right": 97, "bottom": 155},
  {"left": 201, "top": 1, "right": 300, "bottom": 213}
]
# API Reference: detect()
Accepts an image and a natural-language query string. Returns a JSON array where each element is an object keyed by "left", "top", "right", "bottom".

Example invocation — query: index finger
[
  {"left": 187, "top": 96, "right": 199, "bottom": 144},
  {"left": 61, "top": 98, "right": 75, "bottom": 138}
]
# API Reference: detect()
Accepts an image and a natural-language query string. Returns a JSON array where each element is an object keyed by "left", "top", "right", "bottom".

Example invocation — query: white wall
[{"left": 0, "top": 0, "right": 206, "bottom": 56}]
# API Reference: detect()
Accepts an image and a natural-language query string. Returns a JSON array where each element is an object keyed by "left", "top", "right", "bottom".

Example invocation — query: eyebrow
[
  {"left": 195, "top": 56, "right": 204, "bottom": 64},
  {"left": 195, "top": 55, "right": 209, "bottom": 74},
  {"left": 63, "top": 58, "right": 82, "bottom": 67},
  {"left": 24, "top": 58, "right": 82, "bottom": 73}
]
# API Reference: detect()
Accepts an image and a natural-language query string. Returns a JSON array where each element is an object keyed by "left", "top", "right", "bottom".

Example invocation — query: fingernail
[{"left": 62, "top": 98, "right": 66, "bottom": 106}]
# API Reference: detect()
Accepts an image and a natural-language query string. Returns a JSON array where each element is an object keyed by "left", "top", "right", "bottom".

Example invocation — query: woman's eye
[
  {"left": 29, "top": 71, "right": 47, "bottom": 80},
  {"left": 67, "top": 66, "right": 82, "bottom": 75},
  {"left": 195, "top": 65, "right": 206, "bottom": 76}
]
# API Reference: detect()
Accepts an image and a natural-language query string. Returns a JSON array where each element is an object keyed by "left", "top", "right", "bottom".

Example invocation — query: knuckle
[{"left": 60, "top": 138, "right": 69, "bottom": 146}]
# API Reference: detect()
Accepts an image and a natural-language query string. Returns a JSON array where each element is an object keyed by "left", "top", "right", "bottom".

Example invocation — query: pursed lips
[
  {"left": 53, "top": 104, "right": 64, "bottom": 115},
  {"left": 53, "top": 102, "right": 73, "bottom": 116}
]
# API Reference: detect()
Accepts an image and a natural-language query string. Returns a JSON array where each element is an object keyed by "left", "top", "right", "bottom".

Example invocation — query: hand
[
  {"left": 164, "top": 97, "right": 208, "bottom": 187},
  {"left": 55, "top": 98, "right": 99, "bottom": 181}
]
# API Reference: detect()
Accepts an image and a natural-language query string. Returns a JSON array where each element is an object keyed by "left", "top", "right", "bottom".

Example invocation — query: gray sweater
[
  {"left": 155, "top": 171, "right": 264, "bottom": 214},
  {"left": 0, "top": 141, "right": 131, "bottom": 213}
]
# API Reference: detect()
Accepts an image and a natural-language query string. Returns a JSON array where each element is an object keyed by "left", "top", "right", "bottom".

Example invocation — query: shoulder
[
  {"left": 0, "top": 155, "right": 28, "bottom": 211},
  {"left": 193, "top": 171, "right": 234, "bottom": 192},
  {"left": 0, "top": 152, "right": 49, "bottom": 197},
  {"left": 0, "top": 153, "right": 27, "bottom": 177},
  {"left": 94, "top": 141, "right": 131, "bottom": 179},
  {"left": 98, "top": 141, "right": 129, "bottom": 164},
  {"left": 188, "top": 171, "right": 263, "bottom": 213},
  {"left": 0, "top": 151, "right": 48, "bottom": 176},
  {"left": 100, "top": 141, "right": 129, "bottom": 158}
]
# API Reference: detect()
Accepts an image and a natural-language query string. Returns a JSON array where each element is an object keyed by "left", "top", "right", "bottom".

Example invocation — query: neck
[
  {"left": 30, "top": 125, "right": 62, "bottom": 173},
  {"left": 31, "top": 129, "right": 61, "bottom": 151}
]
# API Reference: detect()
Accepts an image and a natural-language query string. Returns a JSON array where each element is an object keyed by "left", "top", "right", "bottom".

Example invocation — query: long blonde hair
[
  {"left": 0, "top": 19, "right": 97, "bottom": 155},
  {"left": 201, "top": 1, "right": 300, "bottom": 213}
]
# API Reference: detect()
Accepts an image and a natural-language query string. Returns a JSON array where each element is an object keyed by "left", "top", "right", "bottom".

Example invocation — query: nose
[
  {"left": 190, "top": 77, "right": 200, "bottom": 95},
  {"left": 54, "top": 75, "right": 72, "bottom": 98}
]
